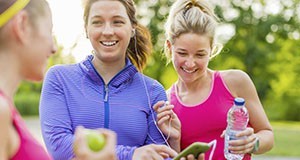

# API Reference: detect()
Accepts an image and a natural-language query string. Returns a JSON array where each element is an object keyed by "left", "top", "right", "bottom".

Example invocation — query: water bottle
[{"left": 224, "top": 97, "right": 249, "bottom": 160}]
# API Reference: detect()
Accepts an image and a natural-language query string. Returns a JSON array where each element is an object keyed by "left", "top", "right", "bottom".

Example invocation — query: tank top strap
[{"left": 211, "top": 71, "right": 234, "bottom": 101}]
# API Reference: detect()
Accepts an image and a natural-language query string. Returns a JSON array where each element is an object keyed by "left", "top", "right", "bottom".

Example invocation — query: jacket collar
[{"left": 79, "top": 55, "right": 138, "bottom": 87}]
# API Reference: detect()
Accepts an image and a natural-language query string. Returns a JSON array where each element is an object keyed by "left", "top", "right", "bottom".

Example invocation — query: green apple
[{"left": 85, "top": 129, "right": 106, "bottom": 152}]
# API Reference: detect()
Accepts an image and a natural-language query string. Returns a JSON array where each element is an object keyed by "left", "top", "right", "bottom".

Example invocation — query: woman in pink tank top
[
  {"left": 0, "top": 0, "right": 116, "bottom": 160},
  {"left": 153, "top": 0, "right": 274, "bottom": 159}
]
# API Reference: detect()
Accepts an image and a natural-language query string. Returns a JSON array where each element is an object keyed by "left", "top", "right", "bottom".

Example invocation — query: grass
[{"left": 264, "top": 121, "right": 300, "bottom": 157}]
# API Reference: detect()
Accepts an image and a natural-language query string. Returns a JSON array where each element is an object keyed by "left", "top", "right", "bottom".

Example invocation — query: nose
[
  {"left": 185, "top": 57, "right": 196, "bottom": 68},
  {"left": 102, "top": 23, "right": 114, "bottom": 35}
]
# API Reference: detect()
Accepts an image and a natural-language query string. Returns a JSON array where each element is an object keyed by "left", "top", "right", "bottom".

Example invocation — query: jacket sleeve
[
  {"left": 39, "top": 67, "right": 75, "bottom": 160},
  {"left": 116, "top": 145, "right": 137, "bottom": 160},
  {"left": 145, "top": 80, "right": 169, "bottom": 146}
]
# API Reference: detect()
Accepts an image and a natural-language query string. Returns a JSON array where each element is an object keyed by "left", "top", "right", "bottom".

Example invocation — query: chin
[{"left": 27, "top": 73, "right": 44, "bottom": 82}]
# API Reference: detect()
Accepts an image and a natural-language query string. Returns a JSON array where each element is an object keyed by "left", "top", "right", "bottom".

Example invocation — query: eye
[
  {"left": 113, "top": 20, "right": 125, "bottom": 25},
  {"left": 92, "top": 20, "right": 103, "bottom": 25},
  {"left": 195, "top": 52, "right": 208, "bottom": 58},
  {"left": 176, "top": 52, "right": 187, "bottom": 56}
]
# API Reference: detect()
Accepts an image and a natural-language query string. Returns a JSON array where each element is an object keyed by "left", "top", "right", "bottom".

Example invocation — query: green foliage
[
  {"left": 14, "top": 93, "right": 40, "bottom": 116},
  {"left": 141, "top": 0, "right": 300, "bottom": 121},
  {"left": 15, "top": 43, "right": 76, "bottom": 116}
]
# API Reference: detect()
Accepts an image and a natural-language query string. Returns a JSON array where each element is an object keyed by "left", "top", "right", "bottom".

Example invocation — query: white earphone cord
[
  {"left": 142, "top": 75, "right": 217, "bottom": 159},
  {"left": 141, "top": 75, "right": 172, "bottom": 148},
  {"left": 208, "top": 139, "right": 217, "bottom": 160}
]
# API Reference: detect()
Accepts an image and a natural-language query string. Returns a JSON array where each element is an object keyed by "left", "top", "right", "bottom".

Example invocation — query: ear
[
  {"left": 11, "top": 11, "right": 30, "bottom": 44},
  {"left": 166, "top": 40, "right": 172, "bottom": 51}
]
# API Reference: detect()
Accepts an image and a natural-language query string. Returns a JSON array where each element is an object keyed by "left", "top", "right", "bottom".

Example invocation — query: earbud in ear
[{"left": 131, "top": 29, "right": 136, "bottom": 37}]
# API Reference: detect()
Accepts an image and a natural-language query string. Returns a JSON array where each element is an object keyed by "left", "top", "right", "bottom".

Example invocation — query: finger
[
  {"left": 236, "top": 127, "right": 254, "bottom": 137},
  {"left": 198, "top": 153, "right": 205, "bottom": 160},
  {"left": 157, "top": 110, "right": 172, "bottom": 121},
  {"left": 220, "top": 130, "right": 226, "bottom": 138},
  {"left": 153, "top": 101, "right": 165, "bottom": 111},
  {"left": 157, "top": 104, "right": 174, "bottom": 113},
  {"left": 186, "top": 154, "right": 195, "bottom": 160},
  {"left": 157, "top": 115, "right": 171, "bottom": 125},
  {"left": 153, "top": 145, "right": 178, "bottom": 158}
]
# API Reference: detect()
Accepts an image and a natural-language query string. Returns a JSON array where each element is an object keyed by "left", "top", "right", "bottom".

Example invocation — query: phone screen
[{"left": 173, "top": 142, "right": 211, "bottom": 160}]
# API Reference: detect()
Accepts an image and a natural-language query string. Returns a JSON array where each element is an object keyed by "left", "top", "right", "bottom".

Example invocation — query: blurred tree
[{"left": 135, "top": 0, "right": 300, "bottom": 120}]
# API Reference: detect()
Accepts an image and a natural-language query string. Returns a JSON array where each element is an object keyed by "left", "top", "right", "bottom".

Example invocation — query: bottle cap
[{"left": 234, "top": 97, "right": 245, "bottom": 106}]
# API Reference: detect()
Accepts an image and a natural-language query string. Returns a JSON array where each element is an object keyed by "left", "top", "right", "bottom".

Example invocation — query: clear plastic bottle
[{"left": 224, "top": 97, "right": 249, "bottom": 160}]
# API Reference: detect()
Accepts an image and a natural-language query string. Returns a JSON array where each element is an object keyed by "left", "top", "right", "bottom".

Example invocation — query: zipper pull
[{"left": 104, "top": 85, "right": 109, "bottom": 102}]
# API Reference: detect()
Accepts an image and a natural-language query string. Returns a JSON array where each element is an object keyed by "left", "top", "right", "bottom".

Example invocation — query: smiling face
[
  {"left": 169, "top": 32, "right": 211, "bottom": 83},
  {"left": 86, "top": 0, "right": 133, "bottom": 65}
]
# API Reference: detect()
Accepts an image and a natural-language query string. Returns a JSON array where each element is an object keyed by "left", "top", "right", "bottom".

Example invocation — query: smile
[
  {"left": 181, "top": 67, "right": 197, "bottom": 73},
  {"left": 100, "top": 41, "right": 118, "bottom": 46}
]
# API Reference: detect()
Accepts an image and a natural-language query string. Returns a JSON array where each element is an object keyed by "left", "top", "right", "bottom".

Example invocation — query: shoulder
[
  {"left": 139, "top": 74, "right": 165, "bottom": 89},
  {"left": 47, "top": 64, "right": 79, "bottom": 74},
  {"left": 220, "top": 69, "right": 250, "bottom": 82},
  {"left": 219, "top": 69, "right": 253, "bottom": 96},
  {"left": 44, "top": 64, "right": 80, "bottom": 80}
]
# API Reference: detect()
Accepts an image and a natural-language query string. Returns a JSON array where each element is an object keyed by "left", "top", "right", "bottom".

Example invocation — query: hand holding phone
[{"left": 173, "top": 142, "right": 211, "bottom": 160}]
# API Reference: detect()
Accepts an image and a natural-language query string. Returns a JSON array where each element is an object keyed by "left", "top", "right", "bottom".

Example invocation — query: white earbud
[{"left": 131, "top": 29, "right": 136, "bottom": 37}]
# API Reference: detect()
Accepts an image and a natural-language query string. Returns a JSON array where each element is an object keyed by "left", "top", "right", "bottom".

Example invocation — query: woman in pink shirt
[
  {"left": 154, "top": 0, "right": 274, "bottom": 159},
  {"left": 0, "top": 0, "right": 116, "bottom": 159}
]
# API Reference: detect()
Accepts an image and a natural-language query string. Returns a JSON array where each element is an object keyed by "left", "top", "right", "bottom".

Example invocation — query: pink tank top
[
  {"left": 170, "top": 71, "right": 251, "bottom": 160},
  {"left": 0, "top": 91, "right": 52, "bottom": 160}
]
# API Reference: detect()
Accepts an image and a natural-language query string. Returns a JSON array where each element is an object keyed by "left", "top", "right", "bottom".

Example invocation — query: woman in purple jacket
[{"left": 39, "top": 0, "right": 179, "bottom": 160}]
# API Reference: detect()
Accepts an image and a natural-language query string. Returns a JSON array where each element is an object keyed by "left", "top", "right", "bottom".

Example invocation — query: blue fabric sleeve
[
  {"left": 39, "top": 67, "right": 75, "bottom": 160},
  {"left": 145, "top": 80, "right": 169, "bottom": 145}
]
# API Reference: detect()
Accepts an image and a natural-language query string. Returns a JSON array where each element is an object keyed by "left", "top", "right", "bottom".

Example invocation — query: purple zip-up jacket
[{"left": 39, "top": 55, "right": 169, "bottom": 160}]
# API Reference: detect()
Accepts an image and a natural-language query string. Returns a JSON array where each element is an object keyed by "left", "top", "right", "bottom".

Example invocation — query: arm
[
  {"left": 39, "top": 67, "right": 75, "bottom": 160},
  {"left": 223, "top": 70, "right": 274, "bottom": 154},
  {"left": 153, "top": 101, "right": 181, "bottom": 152},
  {"left": 0, "top": 98, "right": 10, "bottom": 160}
]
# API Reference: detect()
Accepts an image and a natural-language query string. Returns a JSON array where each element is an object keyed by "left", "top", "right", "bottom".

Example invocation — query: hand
[
  {"left": 153, "top": 101, "right": 181, "bottom": 140},
  {"left": 178, "top": 153, "right": 205, "bottom": 160},
  {"left": 222, "top": 127, "right": 257, "bottom": 154},
  {"left": 132, "top": 144, "right": 178, "bottom": 160},
  {"left": 73, "top": 126, "right": 117, "bottom": 160}
]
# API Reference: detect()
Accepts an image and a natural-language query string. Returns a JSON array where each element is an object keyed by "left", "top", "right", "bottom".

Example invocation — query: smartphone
[{"left": 173, "top": 142, "right": 211, "bottom": 160}]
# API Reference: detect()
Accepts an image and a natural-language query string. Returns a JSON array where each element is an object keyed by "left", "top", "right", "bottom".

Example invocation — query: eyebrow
[
  {"left": 91, "top": 15, "right": 127, "bottom": 20},
  {"left": 176, "top": 48, "right": 208, "bottom": 53}
]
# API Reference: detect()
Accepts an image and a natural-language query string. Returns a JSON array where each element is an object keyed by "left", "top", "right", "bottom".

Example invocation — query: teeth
[
  {"left": 101, "top": 41, "right": 117, "bottom": 46},
  {"left": 182, "top": 68, "right": 197, "bottom": 73}
]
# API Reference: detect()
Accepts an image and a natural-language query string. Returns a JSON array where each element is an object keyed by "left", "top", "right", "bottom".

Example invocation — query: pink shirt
[
  {"left": 0, "top": 91, "right": 52, "bottom": 160},
  {"left": 170, "top": 71, "right": 251, "bottom": 160}
]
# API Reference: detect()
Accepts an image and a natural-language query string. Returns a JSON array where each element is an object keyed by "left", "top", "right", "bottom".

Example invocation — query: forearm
[{"left": 253, "top": 130, "right": 274, "bottom": 154}]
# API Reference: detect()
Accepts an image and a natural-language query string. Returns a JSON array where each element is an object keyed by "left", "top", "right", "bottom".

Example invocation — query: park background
[{"left": 17, "top": 0, "right": 300, "bottom": 159}]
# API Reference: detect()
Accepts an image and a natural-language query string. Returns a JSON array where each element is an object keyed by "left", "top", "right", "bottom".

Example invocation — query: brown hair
[{"left": 82, "top": 0, "right": 152, "bottom": 71}]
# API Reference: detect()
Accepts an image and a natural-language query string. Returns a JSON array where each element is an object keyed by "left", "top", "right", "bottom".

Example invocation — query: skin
[
  {"left": 85, "top": 0, "right": 133, "bottom": 84},
  {"left": 85, "top": 1, "right": 178, "bottom": 159},
  {"left": 73, "top": 127, "right": 117, "bottom": 160},
  {"left": 0, "top": 6, "right": 56, "bottom": 160},
  {"left": 156, "top": 32, "right": 274, "bottom": 156}
]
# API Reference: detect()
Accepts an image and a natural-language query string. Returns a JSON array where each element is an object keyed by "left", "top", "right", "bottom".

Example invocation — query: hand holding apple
[{"left": 85, "top": 129, "right": 106, "bottom": 152}]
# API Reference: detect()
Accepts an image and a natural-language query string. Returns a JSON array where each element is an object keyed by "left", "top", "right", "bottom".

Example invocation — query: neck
[
  {"left": 92, "top": 57, "right": 126, "bottom": 84},
  {"left": 177, "top": 70, "right": 212, "bottom": 93},
  {"left": 0, "top": 51, "right": 21, "bottom": 98}
]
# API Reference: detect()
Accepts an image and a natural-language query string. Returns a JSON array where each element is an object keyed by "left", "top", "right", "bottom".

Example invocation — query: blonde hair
[
  {"left": 0, "top": 0, "right": 50, "bottom": 47},
  {"left": 82, "top": 0, "right": 152, "bottom": 71},
  {"left": 164, "top": 0, "right": 222, "bottom": 62}
]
